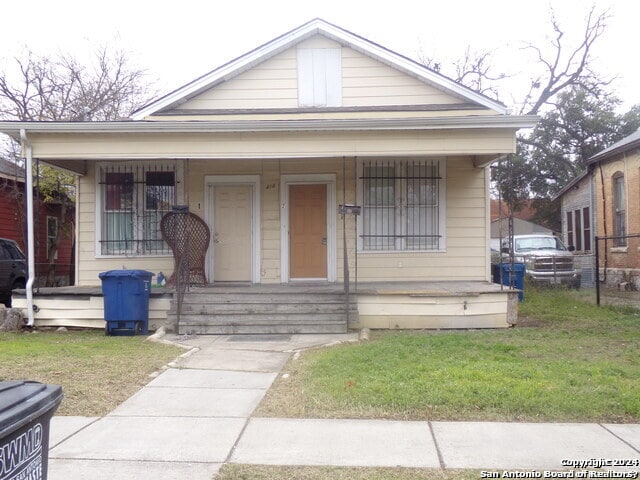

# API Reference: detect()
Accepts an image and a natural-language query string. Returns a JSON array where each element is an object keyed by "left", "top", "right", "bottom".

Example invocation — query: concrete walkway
[{"left": 48, "top": 334, "right": 640, "bottom": 479}]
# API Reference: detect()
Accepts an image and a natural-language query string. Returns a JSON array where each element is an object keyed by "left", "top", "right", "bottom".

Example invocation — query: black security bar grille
[
  {"left": 361, "top": 159, "right": 441, "bottom": 251},
  {"left": 99, "top": 163, "right": 177, "bottom": 255}
]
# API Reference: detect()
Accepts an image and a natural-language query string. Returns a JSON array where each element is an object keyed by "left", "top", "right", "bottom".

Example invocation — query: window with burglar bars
[
  {"left": 360, "top": 159, "right": 442, "bottom": 251},
  {"left": 99, "top": 163, "right": 177, "bottom": 255}
]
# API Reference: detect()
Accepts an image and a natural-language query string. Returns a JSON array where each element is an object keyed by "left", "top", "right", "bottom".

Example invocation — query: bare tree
[
  {"left": 419, "top": 47, "right": 508, "bottom": 101},
  {"left": 519, "top": 6, "right": 611, "bottom": 115},
  {"left": 0, "top": 45, "right": 156, "bottom": 285},
  {"left": 419, "top": 6, "right": 611, "bottom": 114},
  {"left": 0, "top": 46, "right": 155, "bottom": 121}
]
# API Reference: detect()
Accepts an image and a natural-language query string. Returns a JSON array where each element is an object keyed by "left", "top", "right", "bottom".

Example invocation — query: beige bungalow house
[{"left": 0, "top": 19, "right": 537, "bottom": 333}]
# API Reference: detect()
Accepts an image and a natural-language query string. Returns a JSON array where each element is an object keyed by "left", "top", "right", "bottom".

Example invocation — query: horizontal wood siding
[
  {"left": 13, "top": 295, "right": 172, "bottom": 330},
  {"left": 185, "top": 157, "right": 353, "bottom": 284},
  {"left": 355, "top": 293, "right": 511, "bottom": 329},
  {"left": 357, "top": 156, "right": 488, "bottom": 281},
  {"left": 176, "top": 50, "right": 298, "bottom": 110},
  {"left": 78, "top": 156, "right": 489, "bottom": 286},
  {"left": 341, "top": 48, "right": 462, "bottom": 107},
  {"left": 76, "top": 164, "right": 174, "bottom": 286},
  {"left": 169, "top": 35, "right": 478, "bottom": 113}
]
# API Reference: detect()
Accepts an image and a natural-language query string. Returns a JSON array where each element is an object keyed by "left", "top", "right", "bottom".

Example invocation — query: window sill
[
  {"left": 610, "top": 247, "right": 628, "bottom": 254},
  {"left": 96, "top": 254, "right": 173, "bottom": 259},
  {"left": 358, "top": 249, "right": 446, "bottom": 254}
]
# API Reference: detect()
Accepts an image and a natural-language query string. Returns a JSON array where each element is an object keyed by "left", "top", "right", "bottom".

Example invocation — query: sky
[{"left": 1, "top": 0, "right": 638, "bottom": 113}]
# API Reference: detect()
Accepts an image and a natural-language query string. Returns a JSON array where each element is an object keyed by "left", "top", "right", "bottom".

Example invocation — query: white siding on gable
[
  {"left": 297, "top": 48, "right": 342, "bottom": 107},
  {"left": 341, "top": 49, "right": 462, "bottom": 107},
  {"left": 167, "top": 34, "right": 476, "bottom": 114},
  {"left": 176, "top": 50, "right": 299, "bottom": 110}
]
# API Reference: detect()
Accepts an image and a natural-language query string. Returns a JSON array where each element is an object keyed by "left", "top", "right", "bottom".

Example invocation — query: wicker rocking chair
[{"left": 160, "top": 209, "right": 210, "bottom": 287}]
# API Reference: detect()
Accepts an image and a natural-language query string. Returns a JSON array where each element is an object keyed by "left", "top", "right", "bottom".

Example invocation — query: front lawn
[
  {"left": 255, "top": 287, "right": 640, "bottom": 422},
  {"left": 0, "top": 330, "right": 184, "bottom": 416}
]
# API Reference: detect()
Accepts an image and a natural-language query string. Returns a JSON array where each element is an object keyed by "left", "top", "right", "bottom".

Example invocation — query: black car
[{"left": 0, "top": 238, "right": 27, "bottom": 307}]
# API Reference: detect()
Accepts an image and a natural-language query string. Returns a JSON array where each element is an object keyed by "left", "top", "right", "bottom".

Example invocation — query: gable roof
[
  {"left": 551, "top": 169, "right": 590, "bottom": 202},
  {"left": 587, "top": 129, "right": 640, "bottom": 165},
  {"left": 132, "top": 18, "right": 508, "bottom": 120},
  {"left": 0, "top": 158, "right": 24, "bottom": 180}
]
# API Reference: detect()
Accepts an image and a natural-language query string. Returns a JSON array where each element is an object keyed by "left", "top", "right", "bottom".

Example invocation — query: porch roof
[
  {"left": 0, "top": 115, "right": 538, "bottom": 175},
  {"left": 0, "top": 115, "right": 537, "bottom": 136}
]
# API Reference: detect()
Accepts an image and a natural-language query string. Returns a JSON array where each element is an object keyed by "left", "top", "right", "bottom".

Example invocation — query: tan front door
[
  {"left": 289, "top": 184, "right": 327, "bottom": 279},
  {"left": 213, "top": 185, "right": 252, "bottom": 282}
]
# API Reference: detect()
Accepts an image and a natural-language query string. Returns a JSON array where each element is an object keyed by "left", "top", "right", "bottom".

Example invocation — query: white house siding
[
  {"left": 186, "top": 155, "right": 485, "bottom": 284},
  {"left": 28, "top": 129, "right": 516, "bottom": 160},
  {"left": 355, "top": 292, "right": 513, "bottom": 329},
  {"left": 74, "top": 154, "right": 488, "bottom": 287},
  {"left": 172, "top": 35, "right": 472, "bottom": 112},
  {"left": 76, "top": 162, "right": 176, "bottom": 286},
  {"left": 13, "top": 294, "right": 172, "bottom": 330},
  {"left": 175, "top": 50, "right": 299, "bottom": 111},
  {"left": 187, "top": 157, "right": 354, "bottom": 284},
  {"left": 357, "top": 156, "right": 488, "bottom": 281},
  {"left": 341, "top": 47, "right": 461, "bottom": 107}
]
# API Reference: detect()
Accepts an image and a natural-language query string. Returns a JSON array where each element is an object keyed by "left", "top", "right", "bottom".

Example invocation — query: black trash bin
[
  {"left": 0, "top": 381, "right": 63, "bottom": 480},
  {"left": 99, "top": 270, "right": 153, "bottom": 336}
]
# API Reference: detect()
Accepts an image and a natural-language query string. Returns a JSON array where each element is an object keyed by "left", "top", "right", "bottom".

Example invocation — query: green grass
[
  {"left": 0, "top": 330, "right": 184, "bottom": 416},
  {"left": 256, "top": 287, "right": 640, "bottom": 422}
]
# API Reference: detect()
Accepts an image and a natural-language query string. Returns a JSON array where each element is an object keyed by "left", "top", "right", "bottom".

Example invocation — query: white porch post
[{"left": 20, "top": 129, "right": 36, "bottom": 326}]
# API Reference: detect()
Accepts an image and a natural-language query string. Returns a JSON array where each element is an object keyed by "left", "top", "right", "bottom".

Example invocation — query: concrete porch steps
[{"left": 168, "top": 287, "right": 356, "bottom": 335}]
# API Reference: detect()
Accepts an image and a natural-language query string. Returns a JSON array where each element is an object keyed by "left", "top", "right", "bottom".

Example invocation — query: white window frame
[
  {"left": 612, "top": 172, "right": 627, "bottom": 247},
  {"left": 94, "top": 161, "right": 183, "bottom": 258},
  {"left": 357, "top": 158, "right": 446, "bottom": 253},
  {"left": 46, "top": 216, "right": 58, "bottom": 260},
  {"left": 297, "top": 48, "right": 342, "bottom": 107}
]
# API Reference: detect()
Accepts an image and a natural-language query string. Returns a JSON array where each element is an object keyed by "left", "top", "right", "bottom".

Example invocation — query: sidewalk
[{"left": 48, "top": 333, "right": 640, "bottom": 479}]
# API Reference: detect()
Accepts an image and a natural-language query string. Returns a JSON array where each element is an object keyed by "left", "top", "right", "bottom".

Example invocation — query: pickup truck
[{"left": 493, "top": 234, "right": 581, "bottom": 288}]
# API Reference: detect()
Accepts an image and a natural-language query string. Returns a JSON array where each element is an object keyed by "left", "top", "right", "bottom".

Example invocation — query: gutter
[
  {"left": 0, "top": 115, "right": 539, "bottom": 135},
  {"left": 20, "top": 129, "right": 36, "bottom": 327}
]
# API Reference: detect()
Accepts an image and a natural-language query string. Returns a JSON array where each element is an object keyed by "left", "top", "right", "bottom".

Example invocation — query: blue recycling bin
[
  {"left": 99, "top": 270, "right": 153, "bottom": 335},
  {"left": 492, "top": 262, "right": 525, "bottom": 302}
]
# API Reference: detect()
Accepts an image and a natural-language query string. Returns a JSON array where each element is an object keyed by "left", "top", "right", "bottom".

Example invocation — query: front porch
[{"left": 12, "top": 281, "right": 518, "bottom": 333}]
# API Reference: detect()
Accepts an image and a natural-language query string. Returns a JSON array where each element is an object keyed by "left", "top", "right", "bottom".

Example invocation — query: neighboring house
[
  {"left": 0, "top": 158, "right": 74, "bottom": 287},
  {"left": 489, "top": 199, "right": 552, "bottom": 250},
  {"left": 586, "top": 130, "right": 640, "bottom": 289},
  {"left": 490, "top": 199, "right": 539, "bottom": 222},
  {"left": 490, "top": 217, "right": 552, "bottom": 250},
  {"left": 552, "top": 170, "right": 595, "bottom": 287},
  {"left": 0, "top": 19, "right": 536, "bottom": 331}
]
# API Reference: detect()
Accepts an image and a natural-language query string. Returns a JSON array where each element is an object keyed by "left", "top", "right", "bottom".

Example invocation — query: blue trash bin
[
  {"left": 495, "top": 262, "right": 525, "bottom": 302},
  {"left": 99, "top": 270, "right": 153, "bottom": 335}
]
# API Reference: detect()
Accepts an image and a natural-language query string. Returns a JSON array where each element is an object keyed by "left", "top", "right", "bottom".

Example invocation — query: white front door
[{"left": 213, "top": 185, "right": 252, "bottom": 282}]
